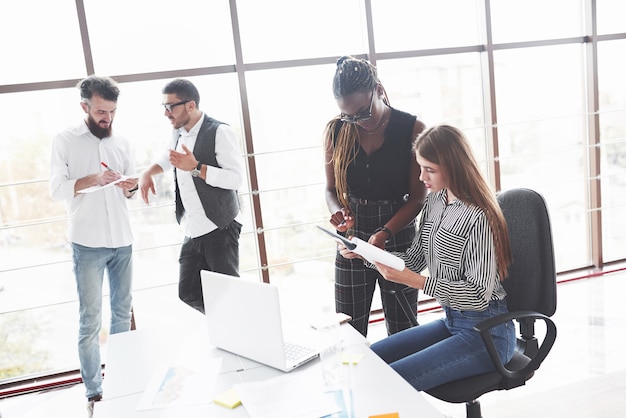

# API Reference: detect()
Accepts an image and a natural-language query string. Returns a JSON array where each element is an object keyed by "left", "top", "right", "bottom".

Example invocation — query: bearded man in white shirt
[
  {"left": 140, "top": 79, "right": 243, "bottom": 314},
  {"left": 49, "top": 75, "right": 138, "bottom": 415}
]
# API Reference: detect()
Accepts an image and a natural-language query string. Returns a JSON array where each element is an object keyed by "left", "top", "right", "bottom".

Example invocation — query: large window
[
  {"left": 494, "top": 44, "right": 589, "bottom": 271},
  {"left": 1, "top": 0, "right": 625, "bottom": 384}
]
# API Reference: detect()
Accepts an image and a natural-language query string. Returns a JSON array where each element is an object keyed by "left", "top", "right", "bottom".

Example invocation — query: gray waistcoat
[{"left": 175, "top": 115, "right": 240, "bottom": 229}]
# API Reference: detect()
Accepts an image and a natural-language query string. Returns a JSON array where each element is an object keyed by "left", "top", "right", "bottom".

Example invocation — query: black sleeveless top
[{"left": 339, "top": 108, "right": 416, "bottom": 201}]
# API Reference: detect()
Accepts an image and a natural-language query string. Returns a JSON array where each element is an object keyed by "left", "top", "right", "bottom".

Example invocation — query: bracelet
[{"left": 374, "top": 226, "right": 393, "bottom": 239}]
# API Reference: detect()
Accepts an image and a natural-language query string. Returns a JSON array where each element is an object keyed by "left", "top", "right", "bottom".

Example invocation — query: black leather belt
[{"left": 349, "top": 196, "right": 398, "bottom": 206}]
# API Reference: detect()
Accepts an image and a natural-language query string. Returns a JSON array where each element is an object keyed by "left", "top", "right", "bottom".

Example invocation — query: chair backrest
[{"left": 497, "top": 188, "right": 557, "bottom": 317}]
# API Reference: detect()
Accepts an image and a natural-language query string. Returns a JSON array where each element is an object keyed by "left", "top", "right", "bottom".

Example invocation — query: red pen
[{"left": 101, "top": 162, "right": 119, "bottom": 174}]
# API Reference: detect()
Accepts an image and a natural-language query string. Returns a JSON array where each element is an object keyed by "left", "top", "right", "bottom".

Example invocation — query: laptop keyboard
[{"left": 284, "top": 342, "right": 316, "bottom": 362}]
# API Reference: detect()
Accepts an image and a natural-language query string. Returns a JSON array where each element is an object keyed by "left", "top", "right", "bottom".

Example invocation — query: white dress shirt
[
  {"left": 49, "top": 122, "right": 135, "bottom": 248},
  {"left": 155, "top": 113, "right": 244, "bottom": 238}
]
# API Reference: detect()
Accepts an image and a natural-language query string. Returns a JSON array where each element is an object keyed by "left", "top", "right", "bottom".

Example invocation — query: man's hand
[
  {"left": 169, "top": 144, "right": 198, "bottom": 171},
  {"left": 97, "top": 170, "right": 121, "bottom": 186},
  {"left": 115, "top": 177, "right": 138, "bottom": 191},
  {"left": 140, "top": 173, "right": 156, "bottom": 204}
]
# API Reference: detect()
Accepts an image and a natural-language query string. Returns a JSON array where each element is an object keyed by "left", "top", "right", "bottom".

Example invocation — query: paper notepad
[
  {"left": 213, "top": 387, "right": 242, "bottom": 409},
  {"left": 316, "top": 226, "right": 405, "bottom": 270}
]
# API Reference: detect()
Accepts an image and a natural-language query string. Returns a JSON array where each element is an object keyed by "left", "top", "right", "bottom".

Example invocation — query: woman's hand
[
  {"left": 329, "top": 208, "right": 354, "bottom": 232},
  {"left": 337, "top": 241, "right": 361, "bottom": 260},
  {"left": 375, "top": 262, "right": 425, "bottom": 290},
  {"left": 368, "top": 231, "right": 388, "bottom": 249}
]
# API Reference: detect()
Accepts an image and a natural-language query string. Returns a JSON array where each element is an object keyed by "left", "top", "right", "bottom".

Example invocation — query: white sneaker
[
  {"left": 87, "top": 400, "right": 95, "bottom": 418},
  {"left": 86, "top": 395, "right": 101, "bottom": 418}
]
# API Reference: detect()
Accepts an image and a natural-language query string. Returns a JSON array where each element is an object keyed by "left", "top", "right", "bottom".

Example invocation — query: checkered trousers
[{"left": 335, "top": 201, "right": 418, "bottom": 337}]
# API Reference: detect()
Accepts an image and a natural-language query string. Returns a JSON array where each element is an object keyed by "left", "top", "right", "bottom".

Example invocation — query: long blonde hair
[
  {"left": 324, "top": 56, "right": 390, "bottom": 211},
  {"left": 414, "top": 125, "right": 512, "bottom": 280}
]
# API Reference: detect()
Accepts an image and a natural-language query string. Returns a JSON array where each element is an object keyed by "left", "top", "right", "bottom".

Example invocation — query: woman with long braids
[{"left": 323, "top": 56, "right": 427, "bottom": 337}]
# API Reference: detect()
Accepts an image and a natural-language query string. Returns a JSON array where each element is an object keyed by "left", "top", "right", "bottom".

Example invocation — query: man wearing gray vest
[{"left": 140, "top": 79, "right": 243, "bottom": 313}]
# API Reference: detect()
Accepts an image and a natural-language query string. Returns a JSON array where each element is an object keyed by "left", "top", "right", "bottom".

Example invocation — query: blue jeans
[
  {"left": 72, "top": 243, "right": 133, "bottom": 399},
  {"left": 370, "top": 299, "right": 516, "bottom": 391}
]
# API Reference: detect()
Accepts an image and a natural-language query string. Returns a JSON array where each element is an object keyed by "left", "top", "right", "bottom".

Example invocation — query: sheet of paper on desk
[
  {"left": 136, "top": 357, "right": 223, "bottom": 411},
  {"left": 235, "top": 371, "right": 341, "bottom": 418}
]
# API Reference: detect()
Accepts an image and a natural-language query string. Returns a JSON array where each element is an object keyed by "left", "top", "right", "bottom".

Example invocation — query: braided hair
[{"left": 324, "top": 56, "right": 390, "bottom": 212}]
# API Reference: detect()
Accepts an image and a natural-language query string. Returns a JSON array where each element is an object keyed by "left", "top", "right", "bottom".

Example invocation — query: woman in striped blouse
[{"left": 339, "top": 124, "right": 517, "bottom": 391}]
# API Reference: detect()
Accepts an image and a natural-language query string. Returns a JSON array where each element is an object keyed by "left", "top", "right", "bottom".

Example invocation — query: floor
[{"left": 1, "top": 268, "right": 626, "bottom": 418}]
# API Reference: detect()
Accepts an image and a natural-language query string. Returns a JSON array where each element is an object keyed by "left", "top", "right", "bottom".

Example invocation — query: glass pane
[
  {"left": 498, "top": 120, "right": 590, "bottom": 271},
  {"left": 133, "top": 224, "right": 182, "bottom": 286},
  {"left": 0, "top": 305, "right": 79, "bottom": 379},
  {"left": 256, "top": 184, "right": 327, "bottom": 231},
  {"left": 245, "top": 65, "right": 336, "bottom": 155},
  {"left": 0, "top": 88, "right": 81, "bottom": 182},
  {"left": 83, "top": 0, "right": 235, "bottom": 74},
  {"left": 263, "top": 223, "right": 332, "bottom": 272},
  {"left": 377, "top": 55, "right": 488, "bottom": 171},
  {"left": 602, "top": 203, "right": 626, "bottom": 263},
  {"left": 490, "top": 0, "right": 583, "bottom": 43},
  {"left": 264, "top": 227, "right": 336, "bottom": 320},
  {"left": 0, "top": 182, "right": 62, "bottom": 234},
  {"left": 239, "top": 230, "right": 261, "bottom": 272},
  {"left": 255, "top": 149, "right": 324, "bottom": 194},
  {"left": 372, "top": 0, "right": 481, "bottom": 51},
  {"left": 376, "top": 53, "right": 485, "bottom": 130},
  {"left": 270, "top": 259, "right": 336, "bottom": 323},
  {"left": 0, "top": 217, "right": 67, "bottom": 274},
  {"left": 598, "top": 40, "right": 626, "bottom": 262},
  {"left": 0, "top": 1, "right": 85, "bottom": 84},
  {"left": 494, "top": 45, "right": 585, "bottom": 125},
  {"left": 600, "top": 112, "right": 626, "bottom": 262},
  {"left": 128, "top": 285, "right": 206, "bottom": 343},
  {"left": 494, "top": 37, "right": 589, "bottom": 272},
  {"left": 598, "top": 40, "right": 626, "bottom": 110},
  {"left": 597, "top": 0, "right": 626, "bottom": 35},
  {"left": 236, "top": 0, "right": 366, "bottom": 63}
]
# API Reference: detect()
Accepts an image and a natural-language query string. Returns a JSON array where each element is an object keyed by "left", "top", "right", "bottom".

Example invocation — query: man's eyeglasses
[
  {"left": 162, "top": 100, "right": 190, "bottom": 113},
  {"left": 340, "top": 90, "right": 375, "bottom": 124}
]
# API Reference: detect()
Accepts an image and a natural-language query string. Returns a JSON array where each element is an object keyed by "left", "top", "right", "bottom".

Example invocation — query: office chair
[{"left": 423, "top": 187, "right": 558, "bottom": 418}]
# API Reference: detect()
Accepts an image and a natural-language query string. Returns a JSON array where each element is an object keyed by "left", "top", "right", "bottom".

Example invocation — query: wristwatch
[{"left": 191, "top": 162, "right": 202, "bottom": 178}]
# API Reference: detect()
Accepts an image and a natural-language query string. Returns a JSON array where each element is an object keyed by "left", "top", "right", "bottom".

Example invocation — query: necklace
[{"left": 360, "top": 106, "right": 390, "bottom": 136}]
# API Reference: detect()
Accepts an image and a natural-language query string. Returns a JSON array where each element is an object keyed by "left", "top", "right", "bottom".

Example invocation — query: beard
[{"left": 87, "top": 115, "right": 112, "bottom": 139}]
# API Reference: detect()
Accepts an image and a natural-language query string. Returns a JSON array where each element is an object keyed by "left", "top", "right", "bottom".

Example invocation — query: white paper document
[
  {"left": 235, "top": 370, "right": 341, "bottom": 418},
  {"left": 316, "top": 226, "right": 405, "bottom": 270},
  {"left": 136, "top": 357, "right": 223, "bottom": 411},
  {"left": 77, "top": 173, "right": 138, "bottom": 193}
]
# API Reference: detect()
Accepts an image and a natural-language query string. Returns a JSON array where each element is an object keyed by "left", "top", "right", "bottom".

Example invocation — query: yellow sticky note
[
  {"left": 341, "top": 352, "right": 364, "bottom": 364},
  {"left": 213, "top": 387, "right": 242, "bottom": 409},
  {"left": 369, "top": 413, "right": 399, "bottom": 418}
]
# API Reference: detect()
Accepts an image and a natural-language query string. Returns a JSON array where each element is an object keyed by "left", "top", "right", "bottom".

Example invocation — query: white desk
[{"left": 94, "top": 324, "right": 444, "bottom": 418}]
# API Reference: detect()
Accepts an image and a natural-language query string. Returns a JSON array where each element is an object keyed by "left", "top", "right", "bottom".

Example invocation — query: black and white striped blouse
[{"left": 398, "top": 189, "right": 507, "bottom": 311}]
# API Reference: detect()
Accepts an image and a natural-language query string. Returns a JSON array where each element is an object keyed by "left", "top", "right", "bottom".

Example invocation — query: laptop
[{"left": 200, "top": 270, "right": 320, "bottom": 372}]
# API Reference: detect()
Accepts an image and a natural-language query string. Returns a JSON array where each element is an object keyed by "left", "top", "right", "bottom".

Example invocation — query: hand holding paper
[
  {"left": 316, "top": 226, "right": 405, "bottom": 271},
  {"left": 78, "top": 173, "right": 138, "bottom": 193}
]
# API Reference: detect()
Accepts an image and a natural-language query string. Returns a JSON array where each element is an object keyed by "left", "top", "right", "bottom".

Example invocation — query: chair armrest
[{"left": 473, "top": 310, "right": 557, "bottom": 380}]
